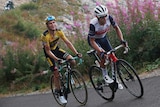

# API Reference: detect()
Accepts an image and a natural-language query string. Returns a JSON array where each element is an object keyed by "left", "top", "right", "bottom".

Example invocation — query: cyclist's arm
[
  {"left": 89, "top": 37, "right": 104, "bottom": 54},
  {"left": 63, "top": 38, "right": 79, "bottom": 55},
  {"left": 109, "top": 15, "right": 124, "bottom": 42},
  {"left": 113, "top": 25, "right": 124, "bottom": 41},
  {"left": 59, "top": 30, "right": 79, "bottom": 55}
]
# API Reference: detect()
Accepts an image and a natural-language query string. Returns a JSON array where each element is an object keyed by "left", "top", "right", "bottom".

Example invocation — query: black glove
[
  {"left": 121, "top": 40, "right": 128, "bottom": 47},
  {"left": 100, "top": 52, "right": 105, "bottom": 59}
]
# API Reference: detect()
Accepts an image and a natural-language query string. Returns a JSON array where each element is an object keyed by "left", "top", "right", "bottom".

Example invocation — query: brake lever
[{"left": 123, "top": 46, "right": 130, "bottom": 54}]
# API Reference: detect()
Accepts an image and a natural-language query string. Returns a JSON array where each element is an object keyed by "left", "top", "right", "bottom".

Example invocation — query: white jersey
[{"left": 88, "top": 15, "right": 117, "bottom": 39}]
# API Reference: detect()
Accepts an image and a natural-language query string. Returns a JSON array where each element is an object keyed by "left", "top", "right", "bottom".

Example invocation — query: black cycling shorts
[
  {"left": 87, "top": 35, "right": 112, "bottom": 52},
  {"left": 43, "top": 46, "right": 69, "bottom": 71}
]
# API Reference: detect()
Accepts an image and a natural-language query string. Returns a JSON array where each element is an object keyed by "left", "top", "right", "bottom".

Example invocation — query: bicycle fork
[{"left": 109, "top": 54, "right": 119, "bottom": 92}]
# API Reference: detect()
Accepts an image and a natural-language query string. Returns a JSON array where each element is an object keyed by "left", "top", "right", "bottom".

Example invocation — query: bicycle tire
[
  {"left": 70, "top": 69, "right": 88, "bottom": 105},
  {"left": 50, "top": 74, "right": 67, "bottom": 106},
  {"left": 116, "top": 59, "right": 144, "bottom": 98},
  {"left": 89, "top": 65, "right": 114, "bottom": 101}
]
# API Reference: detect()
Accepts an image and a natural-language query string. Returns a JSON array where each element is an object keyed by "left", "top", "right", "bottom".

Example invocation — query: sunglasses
[{"left": 99, "top": 15, "right": 107, "bottom": 19}]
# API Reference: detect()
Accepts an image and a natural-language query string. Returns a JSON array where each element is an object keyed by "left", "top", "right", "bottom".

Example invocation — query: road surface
[{"left": 0, "top": 76, "right": 160, "bottom": 107}]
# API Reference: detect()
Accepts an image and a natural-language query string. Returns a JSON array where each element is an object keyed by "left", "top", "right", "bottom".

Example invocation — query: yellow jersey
[{"left": 41, "top": 29, "right": 67, "bottom": 50}]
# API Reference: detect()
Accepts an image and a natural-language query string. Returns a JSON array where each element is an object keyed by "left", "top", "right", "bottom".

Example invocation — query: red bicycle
[{"left": 87, "top": 44, "right": 144, "bottom": 101}]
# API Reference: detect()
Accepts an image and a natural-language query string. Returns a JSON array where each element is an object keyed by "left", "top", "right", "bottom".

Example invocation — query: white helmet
[{"left": 94, "top": 5, "right": 108, "bottom": 18}]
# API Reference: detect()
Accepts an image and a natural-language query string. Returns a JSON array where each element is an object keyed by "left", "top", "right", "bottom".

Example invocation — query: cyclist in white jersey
[{"left": 88, "top": 5, "right": 128, "bottom": 89}]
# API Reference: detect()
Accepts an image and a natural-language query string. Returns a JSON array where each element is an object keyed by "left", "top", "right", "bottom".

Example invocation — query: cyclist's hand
[
  {"left": 100, "top": 51, "right": 106, "bottom": 59},
  {"left": 76, "top": 53, "right": 82, "bottom": 58},
  {"left": 121, "top": 40, "right": 128, "bottom": 47},
  {"left": 121, "top": 40, "right": 130, "bottom": 54}
]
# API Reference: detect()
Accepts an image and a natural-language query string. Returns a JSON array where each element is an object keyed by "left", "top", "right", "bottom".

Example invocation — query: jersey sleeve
[
  {"left": 88, "top": 24, "right": 96, "bottom": 38},
  {"left": 41, "top": 34, "right": 49, "bottom": 47},
  {"left": 109, "top": 15, "right": 117, "bottom": 27},
  {"left": 57, "top": 30, "right": 68, "bottom": 40}
]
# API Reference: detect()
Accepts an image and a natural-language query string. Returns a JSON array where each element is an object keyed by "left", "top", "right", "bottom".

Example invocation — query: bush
[
  {"left": 0, "top": 43, "right": 49, "bottom": 92},
  {"left": 13, "top": 20, "right": 40, "bottom": 39},
  {"left": 20, "top": 3, "right": 38, "bottom": 11},
  {"left": 24, "top": 23, "right": 41, "bottom": 39},
  {"left": 104, "top": 0, "right": 160, "bottom": 69},
  {"left": 13, "top": 20, "right": 26, "bottom": 32}
]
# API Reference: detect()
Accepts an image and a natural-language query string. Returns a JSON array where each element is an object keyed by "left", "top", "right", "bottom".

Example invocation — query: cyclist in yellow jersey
[{"left": 41, "top": 15, "right": 82, "bottom": 104}]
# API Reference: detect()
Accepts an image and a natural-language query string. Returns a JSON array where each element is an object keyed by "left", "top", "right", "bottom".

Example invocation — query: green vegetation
[{"left": 0, "top": 0, "right": 160, "bottom": 95}]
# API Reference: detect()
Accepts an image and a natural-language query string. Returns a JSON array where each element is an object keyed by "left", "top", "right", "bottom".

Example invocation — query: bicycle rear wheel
[
  {"left": 70, "top": 69, "right": 88, "bottom": 105},
  {"left": 116, "top": 59, "right": 144, "bottom": 98},
  {"left": 50, "top": 74, "right": 67, "bottom": 106},
  {"left": 89, "top": 65, "right": 114, "bottom": 101}
]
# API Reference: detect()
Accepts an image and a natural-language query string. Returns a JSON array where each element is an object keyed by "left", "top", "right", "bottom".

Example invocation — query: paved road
[{"left": 0, "top": 76, "right": 160, "bottom": 107}]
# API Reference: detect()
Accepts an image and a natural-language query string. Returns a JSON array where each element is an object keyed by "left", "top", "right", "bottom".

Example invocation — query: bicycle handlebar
[
  {"left": 58, "top": 56, "right": 83, "bottom": 71},
  {"left": 106, "top": 44, "right": 129, "bottom": 55},
  {"left": 61, "top": 56, "right": 82, "bottom": 64}
]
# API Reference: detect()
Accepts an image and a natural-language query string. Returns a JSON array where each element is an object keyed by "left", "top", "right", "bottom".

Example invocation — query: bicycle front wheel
[
  {"left": 70, "top": 69, "right": 88, "bottom": 105},
  {"left": 116, "top": 59, "right": 144, "bottom": 98},
  {"left": 89, "top": 65, "right": 114, "bottom": 101}
]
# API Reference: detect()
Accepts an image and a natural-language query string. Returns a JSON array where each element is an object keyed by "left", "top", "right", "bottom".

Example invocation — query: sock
[{"left": 101, "top": 68, "right": 108, "bottom": 77}]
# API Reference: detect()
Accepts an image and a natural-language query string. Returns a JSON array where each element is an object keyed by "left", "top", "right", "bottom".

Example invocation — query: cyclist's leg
[
  {"left": 66, "top": 55, "right": 76, "bottom": 67},
  {"left": 46, "top": 57, "right": 61, "bottom": 91},
  {"left": 52, "top": 46, "right": 75, "bottom": 87},
  {"left": 95, "top": 36, "right": 112, "bottom": 66},
  {"left": 52, "top": 67, "right": 61, "bottom": 90},
  {"left": 96, "top": 36, "right": 112, "bottom": 52},
  {"left": 47, "top": 48, "right": 67, "bottom": 104},
  {"left": 52, "top": 67, "right": 67, "bottom": 104},
  {"left": 52, "top": 48, "right": 68, "bottom": 86},
  {"left": 95, "top": 37, "right": 113, "bottom": 83},
  {"left": 88, "top": 37, "right": 106, "bottom": 68},
  {"left": 44, "top": 47, "right": 61, "bottom": 90},
  {"left": 55, "top": 47, "right": 76, "bottom": 67}
]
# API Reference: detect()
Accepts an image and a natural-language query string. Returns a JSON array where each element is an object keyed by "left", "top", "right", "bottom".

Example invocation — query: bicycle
[
  {"left": 87, "top": 44, "right": 144, "bottom": 101},
  {"left": 50, "top": 56, "right": 88, "bottom": 106}
]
